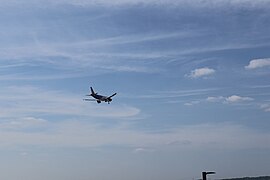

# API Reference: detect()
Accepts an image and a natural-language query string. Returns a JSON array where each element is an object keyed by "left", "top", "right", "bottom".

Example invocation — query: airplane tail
[{"left": 90, "top": 87, "right": 95, "bottom": 95}]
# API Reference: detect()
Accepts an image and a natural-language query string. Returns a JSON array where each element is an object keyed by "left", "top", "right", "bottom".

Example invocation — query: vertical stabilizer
[{"left": 90, "top": 87, "right": 95, "bottom": 95}]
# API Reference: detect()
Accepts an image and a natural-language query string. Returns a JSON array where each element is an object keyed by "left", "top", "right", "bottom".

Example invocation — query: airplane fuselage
[
  {"left": 92, "top": 94, "right": 109, "bottom": 101},
  {"left": 91, "top": 94, "right": 112, "bottom": 103}
]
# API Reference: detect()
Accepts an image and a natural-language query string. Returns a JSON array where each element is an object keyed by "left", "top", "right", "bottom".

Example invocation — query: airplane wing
[{"left": 108, "top": 93, "right": 117, "bottom": 99}]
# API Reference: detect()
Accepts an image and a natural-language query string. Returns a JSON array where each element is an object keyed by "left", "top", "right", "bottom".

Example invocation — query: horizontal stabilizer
[{"left": 83, "top": 99, "right": 96, "bottom": 101}]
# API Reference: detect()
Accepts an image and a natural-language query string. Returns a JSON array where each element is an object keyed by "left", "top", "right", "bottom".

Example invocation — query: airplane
[{"left": 83, "top": 87, "right": 117, "bottom": 104}]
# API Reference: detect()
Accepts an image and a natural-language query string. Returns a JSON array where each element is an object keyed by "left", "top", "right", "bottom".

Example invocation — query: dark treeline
[{"left": 221, "top": 176, "right": 270, "bottom": 180}]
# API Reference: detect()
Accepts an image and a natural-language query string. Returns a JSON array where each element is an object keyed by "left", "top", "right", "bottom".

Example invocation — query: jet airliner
[{"left": 84, "top": 87, "right": 117, "bottom": 104}]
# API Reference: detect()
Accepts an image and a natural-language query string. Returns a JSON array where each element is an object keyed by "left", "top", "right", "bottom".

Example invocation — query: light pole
[{"left": 202, "top": 171, "right": 216, "bottom": 180}]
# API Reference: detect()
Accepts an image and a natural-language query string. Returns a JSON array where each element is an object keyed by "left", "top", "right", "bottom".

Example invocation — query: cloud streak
[
  {"left": 40, "top": 0, "right": 270, "bottom": 8},
  {"left": 0, "top": 121, "right": 269, "bottom": 150},
  {"left": 129, "top": 88, "right": 219, "bottom": 100},
  {"left": 0, "top": 117, "right": 48, "bottom": 131}
]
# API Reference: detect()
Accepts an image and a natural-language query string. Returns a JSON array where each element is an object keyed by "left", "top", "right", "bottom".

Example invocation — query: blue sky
[{"left": 0, "top": 0, "right": 270, "bottom": 180}]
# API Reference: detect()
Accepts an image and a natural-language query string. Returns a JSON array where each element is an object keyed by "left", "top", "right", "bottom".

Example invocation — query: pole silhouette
[{"left": 202, "top": 171, "right": 216, "bottom": 180}]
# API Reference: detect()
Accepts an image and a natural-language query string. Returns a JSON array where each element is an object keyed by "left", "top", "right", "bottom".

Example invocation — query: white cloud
[
  {"left": 206, "top": 95, "right": 270, "bottom": 112},
  {"left": 225, "top": 95, "right": 253, "bottom": 103},
  {"left": 186, "top": 67, "right": 216, "bottom": 79},
  {"left": 207, "top": 95, "right": 254, "bottom": 104},
  {"left": 245, "top": 58, "right": 270, "bottom": 69},
  {"left": 206, "top": 96, "right": 224, "bottom": 102}
]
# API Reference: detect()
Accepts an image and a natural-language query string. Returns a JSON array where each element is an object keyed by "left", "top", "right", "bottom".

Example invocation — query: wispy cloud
[
  {"left": 91, "top": 31, "right": 199, "bottom": 45},
  {"left": 0, "top": 86, "right": 140, "bottom": 119},
  {"left": 132, "top": 147, "right": 155, "bottom": 153},
  {"left": 0, "top": 117, "right": 48, "bottom": 131},
  {"left": 186, "top": 67, "right": 216, "bottom": 79},
  {"left": 43, "top": 0, "right": 270, "bottom": 8},
  {"left": 207, "top": 95, "right": 254, "bottom": 104},
  {"left": 129, "top": 88, "right": 219, "bottom": 100},
  {"left": 0, "top": 31, "right": 177, "bottom": 78},
  {"left": 260, "top": 104, "right": 270, "bottom": 112},
  {"left": 0, "top": 121, "right": 269, "bottom": 150},
  {"left": 184, "top": 101, "right": 200, "bottom": 106},
  {"left": 245, "top": 58, "right": 270, "bottom": 69},
  {"left": 96, "top": 65, "right": 162, "bottom": 73}
]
